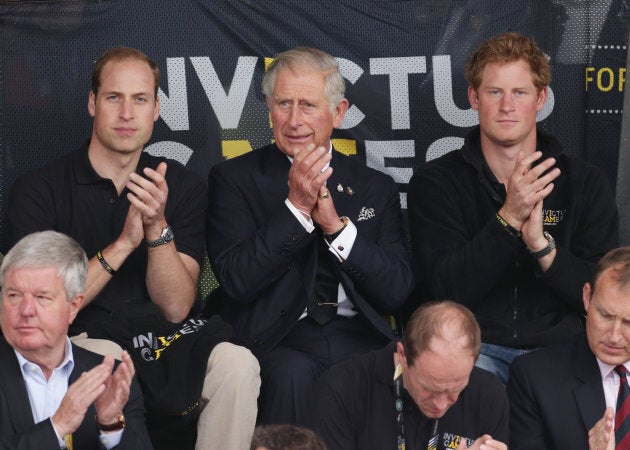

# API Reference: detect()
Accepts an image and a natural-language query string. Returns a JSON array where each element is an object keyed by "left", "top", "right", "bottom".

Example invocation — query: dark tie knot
[{"left": 616, "top": 365, "right": 628, "bottom": 381}]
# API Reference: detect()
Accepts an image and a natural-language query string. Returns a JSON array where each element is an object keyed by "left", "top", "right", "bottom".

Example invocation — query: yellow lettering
[
  {"left": 597, "top": 67, "right": 614, "bottom": 92},
  {"left": 585, "top": 67, "right": 594, "bottom": 91}
]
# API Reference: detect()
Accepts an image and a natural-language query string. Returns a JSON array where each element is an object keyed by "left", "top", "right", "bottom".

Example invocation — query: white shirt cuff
[
  {"left": 326, "top": 219, "right": 357, "bottom": 261},
  {"left": 285, "top": 199, "right": 315, "bottom": 233},
  {"left": 99, "top": 429, "right": 124, "bottom": 449}
]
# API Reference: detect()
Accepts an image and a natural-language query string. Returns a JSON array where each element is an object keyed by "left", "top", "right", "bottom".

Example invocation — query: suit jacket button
[{"left": 280, "top": 310, "right": 286, "bottom": 316}]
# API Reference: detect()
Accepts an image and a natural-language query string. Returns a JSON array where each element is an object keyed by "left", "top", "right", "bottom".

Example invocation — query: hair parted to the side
[
  {"left": 91, "top": 46, "right": 160, "bottom": 97},
  {"left": 262, "top": 47, "right": 345, "bottom": 113},
  {"left": 251, "top": 424, "right": 327, "bottom": 450},
  {"left": 0, "top": 231, "right": 88, "bottom": 301},
  {"left": 465, "top": 32, "right": 551, "bottom": 92},
  {"left": 403, "top": 300, "right": 481, "bottom": 366},
  {"left": 590, "top": 247, "right": 630, "bottom": 291}
]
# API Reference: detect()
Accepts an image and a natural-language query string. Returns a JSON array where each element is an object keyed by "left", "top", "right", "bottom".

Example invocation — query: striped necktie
[{"left": 615, "top": 365, "right": 630, "bottom": 449}]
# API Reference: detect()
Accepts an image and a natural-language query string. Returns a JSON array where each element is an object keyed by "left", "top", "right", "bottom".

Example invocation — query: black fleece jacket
[{"left": 408, "top": 126, "right": 618, "bottom": 348}]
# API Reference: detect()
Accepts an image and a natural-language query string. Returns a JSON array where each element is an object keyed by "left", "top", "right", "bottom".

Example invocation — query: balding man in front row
[
  {"left": 0, "top": 231, "right": 152, "bottom": 450},
  {"left": 310, "top": 301, "right": 508, "bottom": 450},
  {"left": 509, "top": 246, "right": 630, "bottom": 449}
]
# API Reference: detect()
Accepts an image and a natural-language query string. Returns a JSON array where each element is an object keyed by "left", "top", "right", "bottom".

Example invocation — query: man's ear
[
  {"left": 583, "top": 282, "right": 592, "bottom": 312},
  {"left": 536, "top": 86, "right": 548, "bottom": 112},
  {"left": 467, "top": 86, "right": 479, "bottom": 110},
  {"left": 88, "top": 91, "right": 96, "bottom": 117},
  {"left": 332, "top": 98, "right": 350, "bottom": 129},
  {"left": 396, "top": 341, "right": 408, "bottom": 368},
  {"left": 68, "top": 294, "right": 84, "bottom": 325}
]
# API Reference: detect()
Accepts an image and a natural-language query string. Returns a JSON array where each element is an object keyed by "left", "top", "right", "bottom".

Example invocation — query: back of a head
[
  {"left": 403, "top": 300, "right": 481, "bottom": 365},
  {"left": 251, "top": 424, "right": 327, "bottom": 450},
  {"left": 465, "top": 31, "right": 551, "bottom": 92}
]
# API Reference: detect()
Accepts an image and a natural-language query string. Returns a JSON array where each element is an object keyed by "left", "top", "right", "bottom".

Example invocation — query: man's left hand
[
  {"left": 126, "top": 161, "right": 169, "bottom": 240},
  {"left": 312, "top": 186, "right": 344, "bottom": 235},
  {"left": 94, "top": 351, "right": 135, "bottom": 427}
]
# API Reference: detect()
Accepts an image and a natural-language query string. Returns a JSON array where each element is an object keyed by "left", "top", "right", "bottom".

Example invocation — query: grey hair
[
  {"left": 0, "top": 231, "right": 88, "bottom": 301},
  {"left": 262, "top": 47, "right": 346, "bottom": 112}
]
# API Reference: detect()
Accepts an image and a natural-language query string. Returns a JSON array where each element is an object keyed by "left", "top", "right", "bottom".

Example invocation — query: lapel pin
[
  {"left": 346, "top": 186, "right": 354, "bottom": 195},
  {"left": 337, "top": 183, "right": 343, "bottom": 192}
]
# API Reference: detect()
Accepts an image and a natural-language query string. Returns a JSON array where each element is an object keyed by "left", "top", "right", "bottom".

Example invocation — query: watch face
[{"left": 163, "top": 226, "right": 174, "bottom": 242}]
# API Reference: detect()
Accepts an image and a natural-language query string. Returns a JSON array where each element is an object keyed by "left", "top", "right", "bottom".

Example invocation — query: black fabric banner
[{"left": 0, "top": 0, "right": 625, "bottom": 248}]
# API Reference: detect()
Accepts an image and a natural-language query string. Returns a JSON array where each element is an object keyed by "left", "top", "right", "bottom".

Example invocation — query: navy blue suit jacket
[
  {"left": 206, "top": 144, "right": 414, "bottom": 355},
  {"left": 0, "top": 339, "right": 153, "bottom": 450},
  {"left": 507, "top": 332, "right": 607, "bottom": 450}
]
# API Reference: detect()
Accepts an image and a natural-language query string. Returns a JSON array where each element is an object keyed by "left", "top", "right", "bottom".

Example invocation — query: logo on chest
[{"left": 543, "top": 208, "right": 566, "bottom": 226}]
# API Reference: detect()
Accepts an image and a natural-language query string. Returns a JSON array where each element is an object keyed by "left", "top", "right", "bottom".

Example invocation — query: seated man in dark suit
[
  {"left": 206, "top": 46, "right": 414, "bottom": 424},
  {"left": 0, "top": 231, "right": 152, "bottom": 449},
  {"left": 310, "top": 301, "right": 508, "bottom": 450},
  {"left": 508, "top": 246, "right": 630, "bottom": 449}
]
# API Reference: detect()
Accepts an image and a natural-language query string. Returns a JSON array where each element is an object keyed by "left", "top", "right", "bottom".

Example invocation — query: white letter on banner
[
  {"left": 365, "top": 140, "right": 416, "bottom": 209},
  {"left": 426, "top": 137, "right": 464, "bottom": 161},
  {"left": 433, "top": 55, "right": 477, "bottom": 127},
  {"left": 369, "top": 57, "right": 427, "bottom": 130},
  {"left": 190, "top": 56, "right": 257, "bottom": 129},
  {"left": 336, "top": 57, "right": 366, "bottom": 129},
  {"left": 159, "top": 58, "right": 190, "bottom": 131},
  {"left": 144, "top": 141, "right": 194, "bottom": 166}
]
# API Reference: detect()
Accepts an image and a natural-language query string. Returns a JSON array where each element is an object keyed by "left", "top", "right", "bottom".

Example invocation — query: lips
[
  {"left": 602, "top": 342, "right": 625, "bottom": 353},
  {"left": 16, "top": 326, "right": 39, "bottom": 334},
  {"left": 114, "top": 127, "right": 136, "bottom": 136}
]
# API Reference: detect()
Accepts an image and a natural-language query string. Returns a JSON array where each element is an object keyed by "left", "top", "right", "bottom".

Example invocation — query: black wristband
[
  {"left": 495, "top": 213, "right": 522, "bottom": 238},
  {"left": 96, "top": 250, "right": 116, "bottom": 275},
  {"left": 324, "top": 216, "right": 349, "bottom": 243}
]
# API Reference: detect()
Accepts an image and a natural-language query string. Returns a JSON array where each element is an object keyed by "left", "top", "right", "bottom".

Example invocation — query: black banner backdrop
[{"left": 0, "top": 0, "right": 626, "bottom": 250}]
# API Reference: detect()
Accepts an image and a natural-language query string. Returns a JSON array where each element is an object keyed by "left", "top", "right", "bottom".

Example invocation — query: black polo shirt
[{"left": 6, "top": 142, "right": 207, "bottom": 335}]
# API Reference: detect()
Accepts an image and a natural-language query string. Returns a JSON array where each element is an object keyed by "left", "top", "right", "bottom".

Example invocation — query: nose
[
  {"left": 610, "top": 320, "right": 624, "bottom": 342},
  {"left": 499, "top": 94, "right": 515, "bottom": 112},
  {"left": 119, "top": 98, "right": 134, "bottom": 120},
  {"left": 432, "top": 393, "right": 450, "bottom": 412},
  {"left": 287, "top": 104, "right": 303, "bottom": 128},
  {"left": 19, "top": 295, "right": 36, "bottom": 316}
]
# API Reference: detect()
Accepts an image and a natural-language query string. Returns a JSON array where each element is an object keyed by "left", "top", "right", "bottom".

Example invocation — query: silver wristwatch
[
  {"left": 529, "top": 231, "right": 556, "bottom": 259},
  {"left": 146, "top": 226, "right": 174, "bottom": 248}
]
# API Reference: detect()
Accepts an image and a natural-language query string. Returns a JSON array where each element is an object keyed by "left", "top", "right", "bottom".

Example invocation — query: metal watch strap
[
  {"left": 146, "top": 226, "right": 174, "bottom": 248},
  {"left": 529, "top": 231, "right": 556, "bottom": 259}
]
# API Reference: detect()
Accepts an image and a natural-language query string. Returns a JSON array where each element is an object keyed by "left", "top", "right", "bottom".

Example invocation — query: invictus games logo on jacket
[
  {"left": 543, "top": 208, "right": 566, "bottom": 226},
  {"left": 442, "top": 433, "right": 472, "bottom": 449},
  {"left": 131, "top": 318, "right": 208, "bottom": 361}
]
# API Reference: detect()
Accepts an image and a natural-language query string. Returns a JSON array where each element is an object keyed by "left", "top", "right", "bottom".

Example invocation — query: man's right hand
[
  {"left": 117, "top": 203, "right": 144, "bottom": 252},
  {"left": 589, "top": 407, "right": 615, "bottom": 450},
  {"left": 51, "top": 356, "right": 116, "bottom": 438},
  {"left": 287, "top": 143, "right": 332, "bottom": 216},
  {"left": 498, "top": 150, "right": 560, "bottom": 231}
]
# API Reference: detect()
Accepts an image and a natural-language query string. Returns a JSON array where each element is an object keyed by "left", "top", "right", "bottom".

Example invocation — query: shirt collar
[
  {"left": 15, "top": 337, "right": 75, "bottom": 378},
  {"left": 596, "top": 356, "right": 630, "bottom": 380}
]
